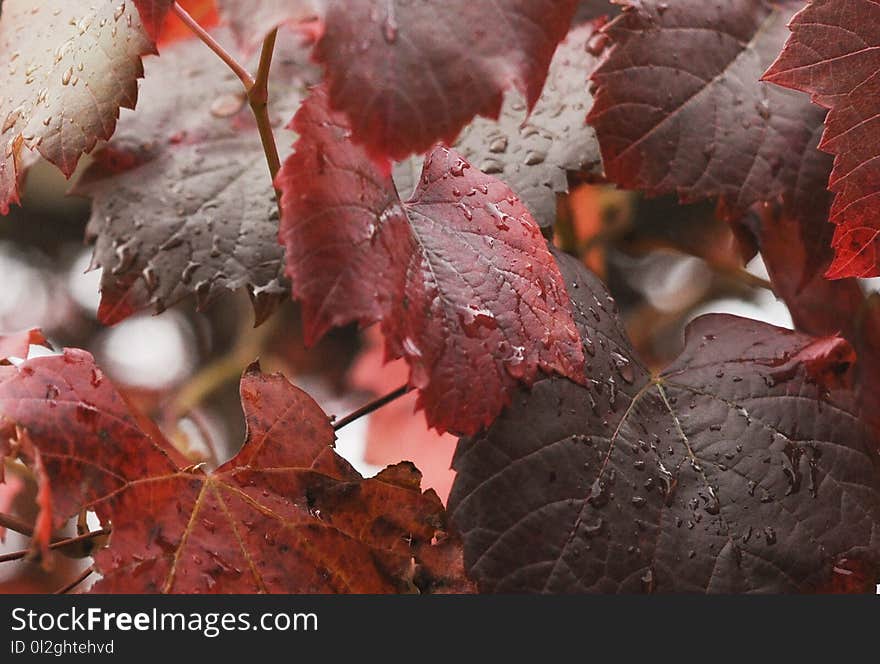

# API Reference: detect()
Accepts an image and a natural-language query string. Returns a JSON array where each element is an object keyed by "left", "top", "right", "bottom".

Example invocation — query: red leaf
[
  {"left": 157, "top": 0, "right": 220, "bottom": 45},
  {"left": 312, "top": 0, "right": 580, "bottom": 160},
  {"left": 276, "top": 87, "right": 586, "bottom": 435},
  {"left": 588, "top": 1, "right": 828, "bottom": 214},
  {"left": 0, "top": 353, "right": 472, "bottom": 593},
  {"left": 132, "top": 1, "right": 176, "bottom": 42},
  {"left": 450, "top": 251, "right": 880, "bottom": 593},
  {"left": 764, "top": 0, "right": 880, "bottom": 278},
  {"left": 0, "top": 329, "right": 49, "bottom": 365}
]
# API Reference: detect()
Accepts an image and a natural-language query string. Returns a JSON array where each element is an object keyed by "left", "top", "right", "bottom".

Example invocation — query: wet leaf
[
  {"left": 449, "top": 251, "right": 880, "bottom": 593},
  {"left": 276, "top": 87, "right": 586, "bottom": 435},
  {"left": 0, "top": 352, "right": 472, "bottom": 593},
  {"left": 0, "top": 0, "right": 157, "bottom": 213},
  {"left": 588, "top": 1, "right": 829, "bottom": 216},
  {"left": 313, "top": 0, "right": 579, "bottom": 160},
  {"left": 75, "top": 29, "right": 320, "bottom": 325},
  {"left": 450, "top": 22, "right": 605, "bottom": 227}
]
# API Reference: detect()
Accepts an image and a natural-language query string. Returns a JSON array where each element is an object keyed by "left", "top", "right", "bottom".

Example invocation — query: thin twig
[
  {"left": 54, "top": 565, "right": 95, "bottom": 594},
  {"left": 0, "top": 511, "right": 36, "bottom": 538},
  {"left": 333, "top": 385, "right": 411, "bottom": 431},
  {"left": 172, "top": 3, "right": 255, "bottom": 89},
  {"left": 0, "top": 528, "right": 109, "bottom": 564}
]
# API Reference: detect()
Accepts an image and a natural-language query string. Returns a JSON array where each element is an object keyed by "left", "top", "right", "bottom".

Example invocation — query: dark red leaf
[
  {"left": 763, "top": 0, "right": 880, "bottom": 278},
  {"left": 276, "top": 87, "right": 586, "bottom": 435},
  {"left": 0, "top": 0, "right": 158, "bottom": 214},
  {"left": 588, "top": 1, "right": 828, "bottom": 215},
  {"left": 449, "top": 251, "right": 880, "bottom": 593},
  {"left": 312, "top": 0, "right": 579, "bottom": 160},
  {"left": 0, "top": 353, "right": 472, "bottom": 593}
]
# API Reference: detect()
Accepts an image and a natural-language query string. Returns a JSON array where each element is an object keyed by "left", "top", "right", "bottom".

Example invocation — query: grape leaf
[
  {"left": 588, "top": 0, "right": 829, "bottom": 215},
  {"left": 0, "top": 351, "right": 472, "bottom": 593},
  {"left": 763, "top": 0, "right": 880, "bottom": 278},
  {"left": 0, "top": 0, "right": 159, "bottom": 214},
  {"left": 216, "top": 0, "right": 321, "bottom": 52},
  {"left": 450, "top": 22, "right": 605, "bottom": 228},
  {"left": 312, "top": 0, "right": 580, "bottom": 160},
  {"left": 75, "top": 30, "right": 319, "bottom": 325},
  {"left": 449, "top": 251, "right": 880, "bottom": 593},
  {"left": 276, "top": 87, "right": 586, "bottom": 435}
]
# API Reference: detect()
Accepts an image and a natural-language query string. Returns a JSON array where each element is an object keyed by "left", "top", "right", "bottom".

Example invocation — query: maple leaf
[
  {"left": 276, "top": 86, "right": 586, "bottom": 435},
  {"left": 448, "top": 22, "right": 605, "bottom": 228},
  {"left": 0, "top": 351, "right": 472, "bottom": 593},
  {"left": 763, "top": 0, "right": 880, "bottom": 278},
  {"left": 312, "top": 0, "right": 580, "bottom": 160},
  {"left": 0, "top": 0, "right": 160, "bottom": 214},
  {"left": 449, "top": 251, "right": 880, "bottom": 593},
  {"left": 75, "top": 29, "right": 320, "bottom": 325},
  {"left": 588, "top": 0, "right": 829, "bottom": 215},
  {"left": 216, "top": 0, "right": 321, "bottom": 52}
]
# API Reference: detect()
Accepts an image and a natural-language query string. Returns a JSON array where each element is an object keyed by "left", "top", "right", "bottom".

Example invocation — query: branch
[
  {"left": 0, "top": 528, "right": 109, "bottom": 564},
  {"left": 0, "top": 511, "right": 36, "bottom": 538},
  {"left": 333, "top": 385, "right": 411, "bottom": 431},
  {"left": 55, "top": 565, "right": 95, "bottom": 594}
]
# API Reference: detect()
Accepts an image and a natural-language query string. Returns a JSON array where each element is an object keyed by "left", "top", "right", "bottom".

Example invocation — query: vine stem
[
  {"left": 0, "top": 528, "right": 109, "bottom": 564},
  {"left": 55, "top": 565, "right": 95, "bottom": 594},
  {"left": 0, "top": 511, "right": 36, "bottom": 538},
  {"left": 250, "top": 28, "right": 282, "bottom": 183},
  {"left": 333, "top": 385, "right": 411, "bottom": 431},
  {"left": 173, "top": 4, "right": 282, "bottom": 188}
]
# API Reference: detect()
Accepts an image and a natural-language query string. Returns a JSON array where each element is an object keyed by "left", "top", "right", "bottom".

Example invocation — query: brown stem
[
  {"left": 249, "top": 28, "right": 282, "bottom": 185},
  {"left": 0, "top": 528, "right": 109, "bottom": 564},
  {"left": 0, "top": 511, "right": 36, "bottom": 538},
  {"left": 333, "top": 385, "right": 411, "bottom": 431},
  {"left": 172, "top": 3, "right": 255, "bottom": 89},
  {"left": 55, "top": 565, "right": 95, "bottom": 594}
]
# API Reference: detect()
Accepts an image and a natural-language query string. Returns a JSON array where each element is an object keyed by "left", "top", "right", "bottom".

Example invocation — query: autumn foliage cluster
[{"left": 0, "top": 0, "right": 879, "bottom": 594}]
